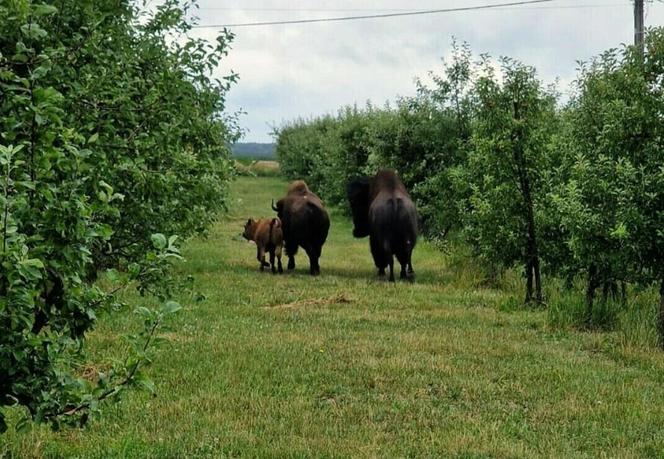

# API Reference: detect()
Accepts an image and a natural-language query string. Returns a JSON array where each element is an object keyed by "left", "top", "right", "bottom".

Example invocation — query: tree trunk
[
  {"left": 586, "top": 264, "right": 599, "bottom": 327},
  {"left": 512, "top": 100, "right": 543, "bottom": 305},
  {"left": 659, "top": 278, "right": 664, "bottom": 349},
  {"left": 525, "top": 262, "right": 533, "bottom": 303},
  {"left": 518, "top": 164, "right": 543, "bottom": 304},
  {"left": 533, "top": 252, "right": 543, "bottom": 304},
  {"left": 601, "top": 275, "right": 619, "bottom": 304}
]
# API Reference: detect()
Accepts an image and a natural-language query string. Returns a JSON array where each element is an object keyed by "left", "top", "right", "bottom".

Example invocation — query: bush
[{"left": 0, "top": 0, "right": 237, "bottom": 431}]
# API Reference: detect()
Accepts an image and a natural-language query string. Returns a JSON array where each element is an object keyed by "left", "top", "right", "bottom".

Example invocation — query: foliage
[
  {"left": 0, "top": 0, "right": 236, "bottom": 432},
  {"left": 461, "top": 57, "right": 559, "bottom": 303},
  {"left": 555, "top": 29, "right": 664, "bottom": 332},
  {"left": 275, "top": 108, "right": 377, "bottom": 209}
]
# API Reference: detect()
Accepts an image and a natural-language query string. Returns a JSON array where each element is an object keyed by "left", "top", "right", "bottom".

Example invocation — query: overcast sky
[{"left": 185, "top": 0, "right": 664, "bottom": 143}]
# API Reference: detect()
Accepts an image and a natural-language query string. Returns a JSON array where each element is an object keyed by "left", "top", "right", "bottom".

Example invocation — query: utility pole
[{"left": 634, "top": 0, "right": 645, "bottom": 50}]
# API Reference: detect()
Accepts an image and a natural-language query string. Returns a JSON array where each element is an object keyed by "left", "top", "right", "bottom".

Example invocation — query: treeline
[
  {"left": 231, "top": 142, "right": 276, "bottom": 159},
  {"left": 1, "top": 0, "right": 236, "bottom": 431},
  {"left": 276, "top": 37, "right": 664, "bottom": 344}
]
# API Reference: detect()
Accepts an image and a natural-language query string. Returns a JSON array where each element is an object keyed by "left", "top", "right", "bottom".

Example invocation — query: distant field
[
  {"left": 234, "top": 159, "right": 280, "bottom": 177},
  {"left": 3, "top": 176, "right": 664, "bottom": 458}
]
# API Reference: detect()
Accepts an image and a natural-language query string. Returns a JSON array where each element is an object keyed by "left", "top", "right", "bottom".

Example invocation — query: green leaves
[
  {"left": 20, "top": 23, "right": 48, "bottom": 40},
  {"left": 0, "top": 0, "right": 235, "bottom": 433},
  {"left": 32, "top": 4, "right": 58, "bottom": 17},
  {"left": 559, "top": 28, "right": 664, "bottom": 314},
  {"left": 151, "top": 233, "right": 167, "bottom": 250},
  {"left": 162, "top": 300, "right": 182, "bottom": 315}
]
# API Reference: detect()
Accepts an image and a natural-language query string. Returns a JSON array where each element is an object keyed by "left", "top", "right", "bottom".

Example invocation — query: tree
[
  {"left": 0, "top": 0, "right": 236, "bottom": 431},
  {"left": 558, "top": 29, "right": 664, "bottom": 333},
  {"left": 463, "top": 57, "right": 558, "bottom": 304}
]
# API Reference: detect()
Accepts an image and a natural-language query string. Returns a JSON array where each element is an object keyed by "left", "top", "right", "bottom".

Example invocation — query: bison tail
[{"left": 269, "top": 218, "right": 281, "bottom": 244}]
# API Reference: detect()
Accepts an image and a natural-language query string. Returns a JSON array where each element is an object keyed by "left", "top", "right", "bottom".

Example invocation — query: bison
[
  {"left": 347, "top": 169, "right": 418, "bottom": 282},
  {"left": 242, "top": 217, "right": 284, "bottom": 274},
  {"left": 272, "top": 180, "right": 330, "bottom": 275}
]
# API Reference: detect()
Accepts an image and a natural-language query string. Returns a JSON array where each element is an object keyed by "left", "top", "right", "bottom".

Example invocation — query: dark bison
[
  {"left": 272, "top": 180, "right": 330, "bottom": 275},
  {"left": 347, "top": 169, "right": 418, "bottom": 282},
  {"left": 242, "top": 217, "right": 284, "bottom": 274}
]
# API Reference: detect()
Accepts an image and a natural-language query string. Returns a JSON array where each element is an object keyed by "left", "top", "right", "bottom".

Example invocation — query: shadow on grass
[{"left": 228, "top": 257, "right": 442, "bottom": 286}]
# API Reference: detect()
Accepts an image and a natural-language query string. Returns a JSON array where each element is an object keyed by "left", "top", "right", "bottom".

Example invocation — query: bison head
[
  {"left": 242, "top": 218, "right": 256, "bottom": 241},
  {"left": 347, "top": 177, "right": 371, "bottom": 238}
]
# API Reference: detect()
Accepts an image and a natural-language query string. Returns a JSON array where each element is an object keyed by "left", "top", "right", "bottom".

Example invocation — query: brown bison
[
  {"left": 272, "top": 180, "right": 330, "bottom": 275},
  {"left": 347, "top": 169, "right": 418, "bottom": 282},
  {"left": 242, "top": 217, "right": 284, "bottom": 274}
]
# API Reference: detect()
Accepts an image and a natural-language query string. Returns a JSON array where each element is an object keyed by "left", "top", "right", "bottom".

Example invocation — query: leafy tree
[
  {"left": 463, "top": 57, "right": 559, "bottom": 303},
  {"left": 558, "top": 29, "right": 664, "bottom": 333},
  {"left": 405, "top": 41, "right": 474, "bottom": 239},
  {"left": 0, "top": 0, "right": 236, "bottom": 431}
]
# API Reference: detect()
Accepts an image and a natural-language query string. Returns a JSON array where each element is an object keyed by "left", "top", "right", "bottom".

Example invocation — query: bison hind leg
[
  {"left": 388, "top": 257, "right": 395, "bottom": 283},
  {"left": 269, "top": 249, "right": 277, "bottom": 274},
  {"left": 370, "top": 236, "right": 389, "bottom": 278},
  {"left": 304, "top": 244, "right": 322, "bottom": 276},
  {"left": 276, "top": 246, "right": 284, "bottom": 274},
  {"left": 396, "top": 250, "right": 414, "bottom": 281},
  {"left": 257, "top": 246, "right": 270, "bottom": 271},
  {"left": 285, "top": 241, "right": 298, "bottom": 271}
]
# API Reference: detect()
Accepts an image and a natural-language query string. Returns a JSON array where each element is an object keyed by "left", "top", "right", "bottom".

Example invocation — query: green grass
[{"left": 3, "top": 176, "right": 664, "bottom": 458}]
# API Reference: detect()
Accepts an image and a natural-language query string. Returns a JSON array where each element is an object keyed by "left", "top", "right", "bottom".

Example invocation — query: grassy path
[{"left": 3, "top": 176, "right": 664, "bottom": 458}]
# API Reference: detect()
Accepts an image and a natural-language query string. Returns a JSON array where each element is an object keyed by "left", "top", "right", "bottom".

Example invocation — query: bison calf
[
  {"left": 347, "top": 169, "right": 418, "bottom": 282},
  {"left": 242, "top": 218, "right": 284, "bottom": 274}
]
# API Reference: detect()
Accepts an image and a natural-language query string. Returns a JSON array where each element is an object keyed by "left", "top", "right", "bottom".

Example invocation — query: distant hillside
[{"left": 231, "top": 142, "right": 276, "bottom": 159}]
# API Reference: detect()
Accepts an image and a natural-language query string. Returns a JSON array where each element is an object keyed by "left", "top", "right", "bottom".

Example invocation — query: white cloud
[{"left": 187, "top": 0, "right": 664, "bottom": 142}]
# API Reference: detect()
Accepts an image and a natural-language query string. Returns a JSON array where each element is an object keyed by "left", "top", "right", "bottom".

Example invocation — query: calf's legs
[
  {"left": 269, "top": 249, "right": 277, "bottom": 274},
  {"left": 269, "top": 246, "right": 284, "bottom": 274},
  {"left": 257, "top": 247, "right": 270, "bottom": 272}
]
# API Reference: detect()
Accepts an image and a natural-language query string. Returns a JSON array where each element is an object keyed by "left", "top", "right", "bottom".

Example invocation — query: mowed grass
[{"left": 3, "top": 176, "right": 664, "bottom": 458}]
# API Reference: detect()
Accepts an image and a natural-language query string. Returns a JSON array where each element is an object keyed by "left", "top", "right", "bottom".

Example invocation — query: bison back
[
  {"left": 369, "top": 193, "right": 418, "bottom": 256},
  {"left": 282, "top": 198, "right": 330, "bottom": 247}
]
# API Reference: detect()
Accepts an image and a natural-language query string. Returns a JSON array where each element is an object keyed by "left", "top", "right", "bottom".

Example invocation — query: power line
[
  {"left": 191, "top": 0, "right": 556, "bottom": 29},
  {"left": 198, "top": 3, "right": 627, "bottom": 14}
]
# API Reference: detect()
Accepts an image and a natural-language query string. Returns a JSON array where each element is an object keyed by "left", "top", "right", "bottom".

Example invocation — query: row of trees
[
  {"left": 276, "top": 34, "right": 664, "bottom": 343},
  {"left": 1, "top": 1, "right": 236, "bottom": 431}
]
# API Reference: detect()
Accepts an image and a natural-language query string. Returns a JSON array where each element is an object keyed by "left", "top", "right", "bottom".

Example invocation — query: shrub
[{"left": 0, "top": 0, "right": 237, "bottom": 431}]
